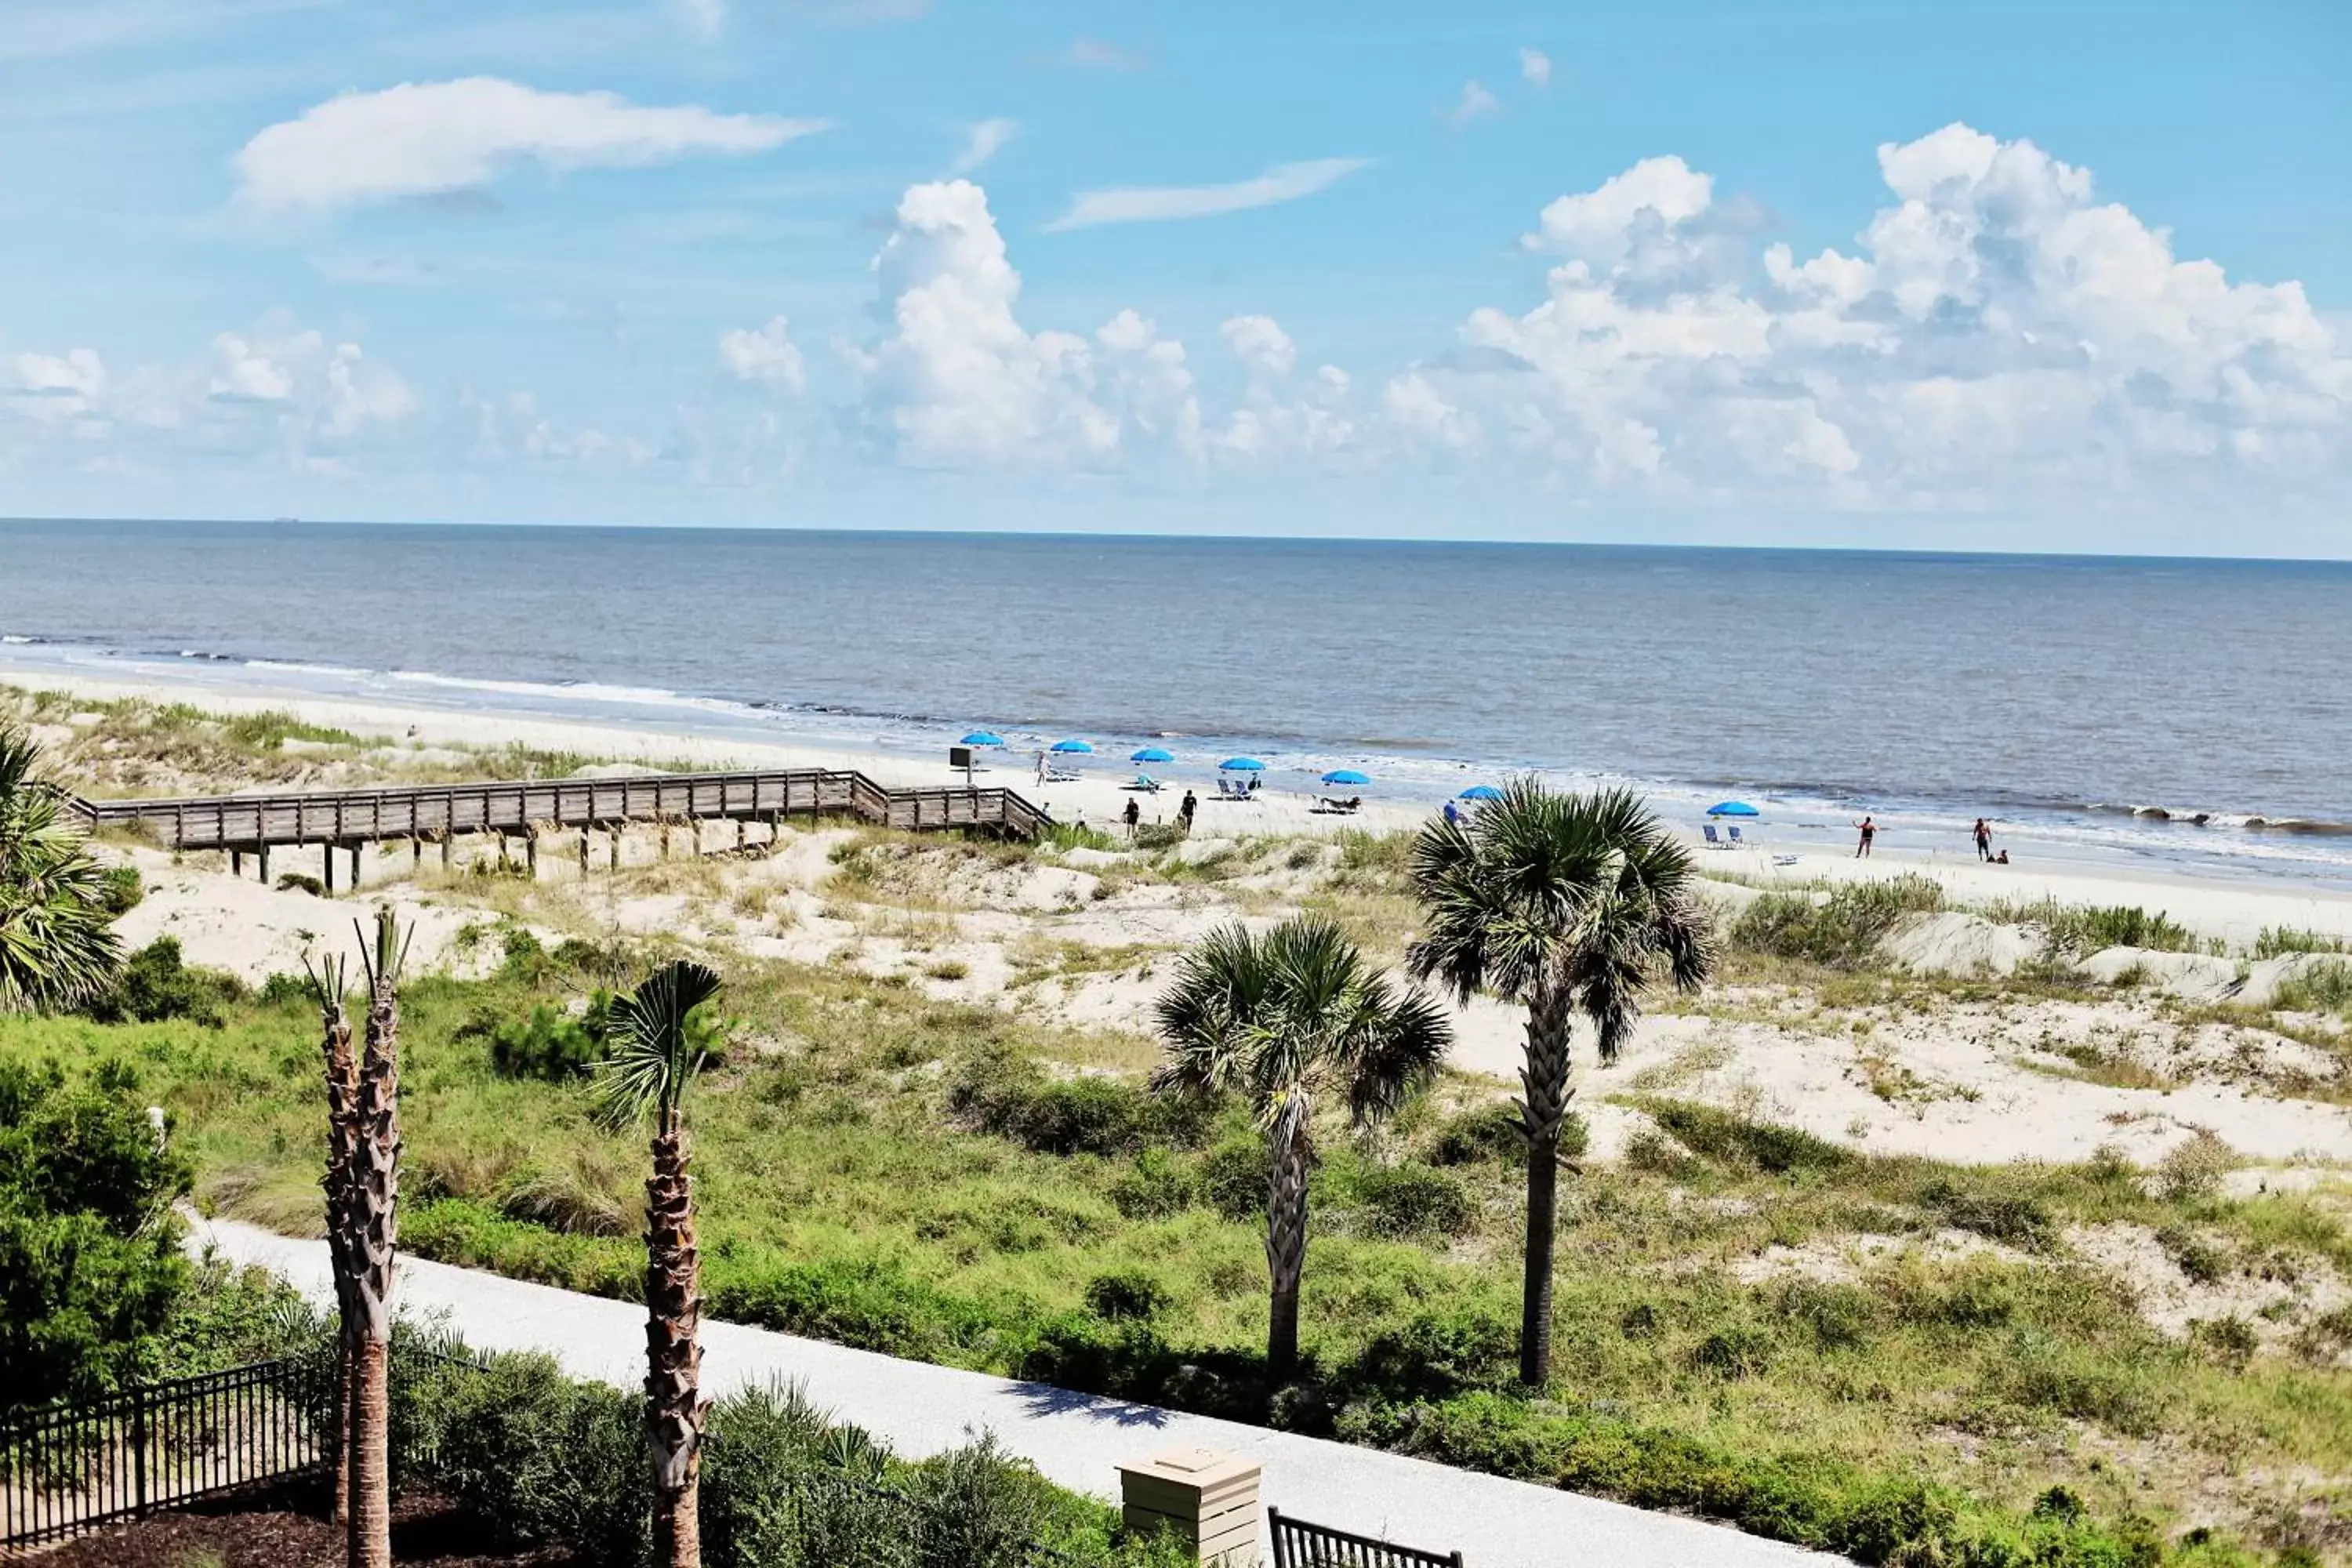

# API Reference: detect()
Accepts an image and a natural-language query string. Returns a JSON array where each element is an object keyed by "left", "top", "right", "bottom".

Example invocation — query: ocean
[{"left": 5, "top": 518, "right": 2349, "bottom": 884}]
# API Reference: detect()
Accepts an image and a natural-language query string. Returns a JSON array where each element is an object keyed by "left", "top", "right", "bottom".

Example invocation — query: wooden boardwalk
[{"left": 71, "top": 768, "right": 1047, "bottom": 889}]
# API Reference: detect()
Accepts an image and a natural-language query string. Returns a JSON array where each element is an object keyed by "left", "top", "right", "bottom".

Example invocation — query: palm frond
[
  {"left": 0, "top": 724, "right": 124, "bottom": 1012},
  {"left": 595, "top": 959, "right": 724, "bottom": 1128}
]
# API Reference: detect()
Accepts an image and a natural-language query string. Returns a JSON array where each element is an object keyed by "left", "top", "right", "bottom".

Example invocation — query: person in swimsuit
[
  {"left": 1178, "top": 789, "right": 1197, "bottom": 833},
  {"left": 1122, "top": 797, "right": 1141, "bottom": 838},
  {"left": 1973, "top": 818, "right": 1993, "bottom": 861},
  {"left": 1855, "top": 815, "right": 1876, "bottom": 858}
]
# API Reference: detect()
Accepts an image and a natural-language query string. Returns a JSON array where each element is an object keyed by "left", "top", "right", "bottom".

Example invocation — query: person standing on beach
[
  {"left": 1178, "top": 789, "right": 1197, "bottom": 833},
  {"left": 1123, "top": 797, "right": 1141, "bottom": 840},
  {"left": 1855, "top": 815, "right": 1876, "bottom": 857},
  {"left": 1443, "top": 799, "right": 1462, "bottom": 828},
  {"left": 1034, "top": 750, "right": 1047, "bottom": 787},
  {"left": 1973, "top": 818, "right": 1993, "bottom": 861}
]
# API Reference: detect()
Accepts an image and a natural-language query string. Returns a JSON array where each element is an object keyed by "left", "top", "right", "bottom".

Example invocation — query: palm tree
[
  {"left": 1152, "top": 917, "right": 1450, "bottom": 1378},
  {"left": 343, "top": 910, "right": 408, "bottom": 1568},
  {"left": 0, "top": 724, "right": 122, "bottom": 1012},
  {"left": 1406, "top": 782, "right": 1715, "bottom": 1388},
  {"left": 304, "top": 950, "right": 359, "bottom": 1529},
  {"left": 597, "top": 959, "right": 724, "bottom": 1568}
]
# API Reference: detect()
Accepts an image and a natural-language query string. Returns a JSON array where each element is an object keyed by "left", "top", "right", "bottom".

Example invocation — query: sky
[{"left": 2, "top": 0, "right": 2347, "bottom": 556}]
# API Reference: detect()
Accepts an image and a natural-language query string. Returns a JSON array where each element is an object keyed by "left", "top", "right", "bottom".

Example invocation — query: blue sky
[{"left": 2, "top": 0, "right": 2347, "bottom": 554}]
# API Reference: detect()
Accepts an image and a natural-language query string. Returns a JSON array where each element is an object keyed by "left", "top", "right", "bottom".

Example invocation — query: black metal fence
[
  {"left": 1, "top": 1358, "right": 326, "bottom": 1550},
  {"left": 1268, "top": 1507, "right": 1464, "bottom": 1568}
]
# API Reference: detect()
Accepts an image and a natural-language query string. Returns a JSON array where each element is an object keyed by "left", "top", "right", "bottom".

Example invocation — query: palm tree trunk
[
  {"left": 1263, "top": 1100, "right": 1312, "bottom": 1380},
  {"left": 1517, "top": 985, "right": 1574, "bottom": 1388},
  {"left": 343, "top": 952, "right": 401, "bottom": 1568},
  {"left": 318, "top": 994, "right": 358, "bottom": 1528},
  {"left": 645, "top": 1108, "right": 706, "bottom": 1568}
]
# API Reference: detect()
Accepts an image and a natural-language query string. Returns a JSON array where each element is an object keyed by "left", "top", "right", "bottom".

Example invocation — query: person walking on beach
[
  {"left": 1034, "top": 750, "right": 1047, "bottom": 787},
  {"left": 1973, "top": 818, "right": 1993, "bottom": 861},
  {"left": 1122, "top": 797, "right": 1141, "bottom": 840},
  {"left": 1854, "top": 815, "right": 1876, "bottom": 858},
  {"left": 1443, "top": 799, "right": 1462, "bottom": 828},
  {"left": 1178, "top": 789, "right": 1197, "bottom": 834}
]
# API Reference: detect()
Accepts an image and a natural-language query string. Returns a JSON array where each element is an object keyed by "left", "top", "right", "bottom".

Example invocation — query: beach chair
[
  {"left": 1702, "top": 824, "right": 1730, "bottom": 849},
  {"left": 1127, "top": 774, "right": 1163, "bottom": 793},
  {"left": 1727, "top": 825, "right": 1746, "bottom": 845}
]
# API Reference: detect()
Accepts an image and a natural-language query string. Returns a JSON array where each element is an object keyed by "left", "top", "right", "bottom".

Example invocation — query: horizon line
[{"left": 2, "top": 514, "right": 2347, "bottom": 570}]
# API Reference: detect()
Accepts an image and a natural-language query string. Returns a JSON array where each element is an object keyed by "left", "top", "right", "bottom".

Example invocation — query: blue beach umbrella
[
  {"left": 1050, "top": 739, "right": 1094, "bottom": 755},
  {"left": 1457, "top": 785, "right": 1503, "bottom": 801},
  {"left": 1219, "top": 757, "right": 1266, "bottom": 772},
  {"left": 1320, "top": 769, "right": 1371, "bottom": 786},
  {"left": 960, "top": 731, "right": 1006, "bottom": 748},
  {"left": 1706, "top": 800, "right": 1761, "bottom": 818},
  {"left": 1131, "top": 746, "right": 1176, "bottom": 764}
]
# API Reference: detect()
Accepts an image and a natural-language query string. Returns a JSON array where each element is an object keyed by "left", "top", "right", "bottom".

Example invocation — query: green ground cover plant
[
  {"left": 5, "top": 951, "right": 2348, "bottom": 1563},
  {"left": 1730, "top": 875, "right": 1947, "bottom": 967}
]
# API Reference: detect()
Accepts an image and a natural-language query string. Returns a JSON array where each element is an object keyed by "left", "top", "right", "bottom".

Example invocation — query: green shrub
[
  {"left": 1921, "top": 1178, "right": 2053, "bottom": 1247},
  {"left": 78, "top": 938, "right": 245, "bottom": 1026},
  {"left": 399, "top": 1348, "right": 650, "bottom": 1560},
  {"left": 1131, "top": 822, "right": 1185, "bottom": 851},
  {"left": 1642, "top": 1100, "right": 1856, "bottom": 1177},
  {"left": 1044, "top": 822, "right": 1120, "bottom": 853},
  {"left": 1770, "top": 1279, "right": 1879, "bottom": 1352},
  {"left": 948, "top": 1049, "right": 1211, "bottom": 1157},
  {"left": 1084, "top": 1270, "right": 1171, "bottom": 1322},
  {"left": 256, "top": 971, "right": 311, "bottom": 1007},
  {"left": 1331, "top": 1160, "right": 1478, "bottom": 1240},
  {"left": 0, "top": 1061, "right": 194, "bottom": 1405},
  {"left": 96, "top": 865, "right": 143, "bottom": 916},
  {"left": 479, "top": 1000, "right": 609, "bottom": 1081},
  {"left": 1425, "top": 1103, "right": 1588, "bottom": 1167},
  {"left": 1690, "top": 1323, "right": 1774, "bottom": 1378},
  {"left": 1341, "top": 1305, "right": 1516, "bottom": 1403},
  {"left": 1107, "top": 1147, "right": 1195, "bottom": 1219},
  {"left": 1730, "top": 875, "right": 1945, "bottom": 967},
  {"left": 274, "top": 871, "right": 326, "bottom": 896}
]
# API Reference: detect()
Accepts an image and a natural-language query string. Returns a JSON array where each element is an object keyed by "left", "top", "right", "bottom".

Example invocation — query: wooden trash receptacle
[{"left": 1119, "top": 1446, "right": 1262, "bottom": 1566}]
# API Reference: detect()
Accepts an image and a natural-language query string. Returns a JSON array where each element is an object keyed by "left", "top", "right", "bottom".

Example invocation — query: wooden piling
[
  {"left": 323, "top": 843, "right": 336, "bottom": 895},
  {"left": 525, "top": 831, "right": 538, "bottom": 879}
]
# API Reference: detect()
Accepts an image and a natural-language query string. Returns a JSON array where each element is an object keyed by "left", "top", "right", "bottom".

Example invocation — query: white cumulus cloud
[
  {"left": 1519, "top": 48, "right": 1552, "bottom": 89},
  {"left": 717, "top": 316, "right": 807, "bottom": 393},
  {"left": 1044, "top": 158, "right": 1370, "bottom": 232},
  {"left": 1220, "top": 315, "right": 1296, "bottom": 383},
  {"left": 1422, "top": 122, "right": 2350, "bottom": 506},
  {"left": 233, "top": 78, "right": 828, "bottom": 215}
]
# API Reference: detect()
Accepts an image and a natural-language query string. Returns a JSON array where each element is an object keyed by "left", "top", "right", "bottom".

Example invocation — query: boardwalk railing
[
  {"left": 70, "top": 765, "right": 1047, "bottom": 857},
  {"left": 1268, "top": 1507, "right": 1465, "bottom": 1568},
  {"left": 2, "top": 1359, "right": 325, "bottom": 1551}
]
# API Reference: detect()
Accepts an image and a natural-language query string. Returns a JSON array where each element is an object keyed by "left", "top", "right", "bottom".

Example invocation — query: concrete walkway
[{"left": 195, "top": 1218, "right": 1825, "bottom": 1568}]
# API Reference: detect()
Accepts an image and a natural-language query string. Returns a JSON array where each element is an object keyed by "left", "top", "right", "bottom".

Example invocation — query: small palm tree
[
  {"left": 1152, "top": 917, "right": 1450, "bottom": 1378},
  {"left": 0, "top": 724, "right": 122, "bottom": 1012},
  {"left": 597, "top": 959, "right": 724, "bottom": 1568},
  {"left": 303, "top": 950, "right": 360, "bottom": 1529},
  {"left": 344, "top": 909, "right": 408, "bottom": 1568},
  {"left": 1407, "top": 782, "right": 1714, "bottom": 1388}
]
